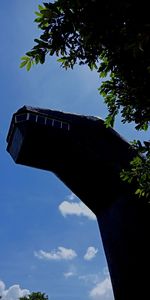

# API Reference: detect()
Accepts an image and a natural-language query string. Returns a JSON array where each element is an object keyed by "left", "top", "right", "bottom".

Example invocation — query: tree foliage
[
  {"left": 120, "top": 140, "right": 150, "bottom": 198},
  {"left": 20, "top": 292, "right": 48, "bottom": 300},
  {"left": 21, "top": 0, "right": 150, "bottom": 199}
]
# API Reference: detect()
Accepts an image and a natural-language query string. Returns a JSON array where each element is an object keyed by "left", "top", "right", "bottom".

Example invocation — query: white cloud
[
  {"left": 0, "top": 281, "right": 5, "bottom": 294},
  {"left": 63, "top": 264, "right": 77, "bottom": 278},
  {"left": 79, "top": 273, "right": 101, "bottom": 285},
  {"left": 59, "top": 201, "right": 96, "bottom": 220},
  {"left": 34, "top": 247, "right": 77, "bottom": 261},
  {"left": 103, "top": 266, "right": 110, "bottom": 276},
  {"left": 67, "top": 193, "right": 77, "bottom": 201},
  {"left": 84, "top": 247, "right": 98, "bottom": 261},
  {"left": 89, "top": 277, "right": 114, "bottom": 300},
  {"left": 64, "top": 272, "right": 75, "bottom": 278},
  {"left": 0, "top": 280, "right": 29, "bottom": 300}
]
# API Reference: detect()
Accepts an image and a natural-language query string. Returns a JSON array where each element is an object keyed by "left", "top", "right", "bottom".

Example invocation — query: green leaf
[
  {"left": 34, "top": 17, "right": 42, "bottom": 23},
  {"left": 26, "top": 51, "right": 34, "bottom": 57},
  {"left": 20, "top": 56, "right": 29, "bottom": 61},
  {"left": 135, "top": 188, "right": 142, "bottom": 196},
  {"left": 20, "top": 56, "right": 30, "bottom": 68},
  {"left": 104, "top": 114, "right": 114, "bottom": 127},
  {"left": 35, "top": 11, "right": 42, "bottom": 17},
  {"left": 142, "top": 123, "right": 148, "bottom": 131},
  {"left": 57, "top": 57, "right": 66, "bottom": 63},
  {"left": 20, "top": 60, "right": 28, "bottom": 68},
  {"left": 35, "top": 56, "right": 40, "bottom": 64},
  {"left": 38, "top": 4, "right": 44, "bottom": 11},
  {"left": 26, "top": 60, "right": 32, "bottom": 71},
  {"left": 89, "top": 62, "right": 97, "bottom": 71}
]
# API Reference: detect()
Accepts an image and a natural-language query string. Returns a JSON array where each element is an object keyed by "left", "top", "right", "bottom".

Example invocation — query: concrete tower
[{"left": 7, "top": 106, "right": 150, "bottom": 300}]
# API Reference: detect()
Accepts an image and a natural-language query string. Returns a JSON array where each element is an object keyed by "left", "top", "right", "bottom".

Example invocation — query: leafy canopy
[
  {"left": 20, "top": 292, "right": 48, "bottom": 300},
  {"left": 20, "top": 0, "right": 150, "bottom": 199}
]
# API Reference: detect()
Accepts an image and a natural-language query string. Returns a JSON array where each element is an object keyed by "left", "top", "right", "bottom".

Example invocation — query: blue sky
[{"left": 0, "top": 1, "right": 149, "bottom": 300}]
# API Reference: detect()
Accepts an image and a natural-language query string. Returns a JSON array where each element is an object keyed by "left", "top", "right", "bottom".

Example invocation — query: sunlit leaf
[
  {"left": 26, "top": 60, "right": 32, "bottom": 71},
  {"left": 20, "top": 60, "right": 28, "bottom": 68}
]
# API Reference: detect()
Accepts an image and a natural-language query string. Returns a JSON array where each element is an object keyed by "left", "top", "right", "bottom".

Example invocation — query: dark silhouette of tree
[
  {"left": 20, "top": 292, "right": 48, "bottom": 300},
  {"left": 20, "top": 0, "right": 150, "bottom": 199}
]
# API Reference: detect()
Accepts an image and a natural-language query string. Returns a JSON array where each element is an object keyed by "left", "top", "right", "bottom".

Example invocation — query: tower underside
[{"left": 6, "top": 106, "right": 150, "bottom": 300}]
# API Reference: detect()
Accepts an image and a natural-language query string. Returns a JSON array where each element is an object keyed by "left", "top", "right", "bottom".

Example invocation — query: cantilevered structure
[{"left": 7, "top": 106, "right": 149, "bottom": 300}]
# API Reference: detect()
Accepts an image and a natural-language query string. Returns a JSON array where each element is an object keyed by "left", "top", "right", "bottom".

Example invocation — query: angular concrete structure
[{"left": 7, "top": 106, "right": 149, "bottom": 300}]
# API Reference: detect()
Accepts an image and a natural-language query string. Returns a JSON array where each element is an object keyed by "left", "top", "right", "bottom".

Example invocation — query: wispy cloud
[
  {"left": 0, "top": 280, "right": 29, "bottom": 300},
  {"left": 89, "top": 277, "right": 114, "bottom": 300},
  {"left": 67, "top": 193, "right": 77, "bottom": 201},
  {"left": 84, "top": 247, "right": 98, "bottom": 261},
  {"left": 79, "top": 273, "right": 101, "bottom": 285},
  {"left": 59, "top": 201, "right": 96, "bottom": 220},
  {"left": 64, "top": 271, "right": 75, "bottom": 278},
  {"left": 34, "top": 247, "right": 77, "bottom": 261},
  {"left": 64, "top": 264, "right": 77, "bottom": 279}
]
